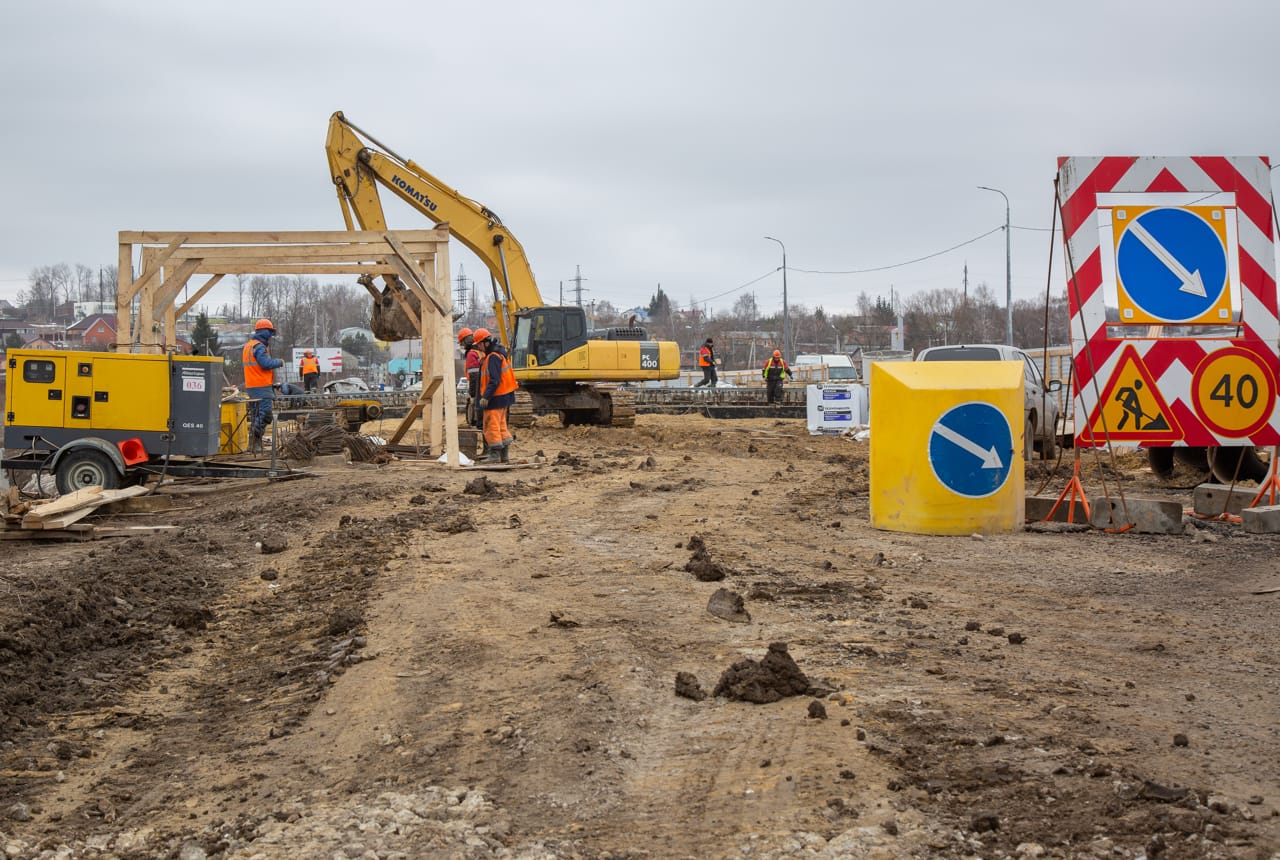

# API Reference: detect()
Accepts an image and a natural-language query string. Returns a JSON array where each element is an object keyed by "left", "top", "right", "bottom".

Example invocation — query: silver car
[{"left": 915, "top": 344, "right": 1063, "bottom": 459}]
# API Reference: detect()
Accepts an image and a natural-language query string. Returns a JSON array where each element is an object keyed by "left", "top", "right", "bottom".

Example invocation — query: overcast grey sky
[{"left": 4, "top": 0, "right": 1278, "bottom": 321}]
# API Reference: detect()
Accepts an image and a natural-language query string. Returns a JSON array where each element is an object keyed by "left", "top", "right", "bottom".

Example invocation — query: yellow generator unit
[{"left": 4, "top": 349, "right": 225, "bottom": 493}]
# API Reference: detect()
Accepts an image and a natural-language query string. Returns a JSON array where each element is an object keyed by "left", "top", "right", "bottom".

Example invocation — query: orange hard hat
[
  {"left": 304, "top": 350, "right": 313, "bottom": 356},
  {"left": 457, "top": 327, "right": 473, "bottom": 343},
  {"left": 773, "top": 350, "right": 781, "bottom": 357},
  {"left": 254, "top": 318, "right": 275, "bottom": 331},
  {"left": 472, "top": 328, "right": 492, "bottom": 343}
]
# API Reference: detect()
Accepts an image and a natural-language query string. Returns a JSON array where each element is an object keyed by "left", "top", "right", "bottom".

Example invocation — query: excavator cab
[{"left": 512, "top": 307, "right": 589, "bottom": 369}]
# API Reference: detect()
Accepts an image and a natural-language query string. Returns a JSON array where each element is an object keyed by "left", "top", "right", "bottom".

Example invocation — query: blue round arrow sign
[
  {"left": 1116, "top": 207, "right": 1227, "bottom": 323},
  {"left": 928, "top": 401, "right": 1014, "bottom": 498}
]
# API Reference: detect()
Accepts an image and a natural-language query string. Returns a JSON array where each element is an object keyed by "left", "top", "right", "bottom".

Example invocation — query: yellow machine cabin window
[{"left": 513, "top": 308, "right": 587, "bottom": 369}]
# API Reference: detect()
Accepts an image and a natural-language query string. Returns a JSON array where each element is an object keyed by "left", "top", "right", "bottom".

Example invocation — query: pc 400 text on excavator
[{"left": 324, "top": 111, "right": 680, "bottom": 427}]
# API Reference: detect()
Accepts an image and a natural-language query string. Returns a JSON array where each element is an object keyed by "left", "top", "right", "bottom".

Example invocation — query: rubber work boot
[{"left": 499, "top": 445, "right": 510, "bottom": 464}]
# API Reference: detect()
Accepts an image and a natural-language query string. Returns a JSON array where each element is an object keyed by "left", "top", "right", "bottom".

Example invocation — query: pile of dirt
[
  {"left": 712, "top": 641, "right": 812, "bottom": 704},
  {"left": 684, "top": 534, "right": 728, "bottom": 581}
]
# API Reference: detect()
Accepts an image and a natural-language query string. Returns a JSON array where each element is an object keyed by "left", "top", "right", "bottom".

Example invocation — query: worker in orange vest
[
  {"left": 761, "top": 349, "right": 793, "bottom": 404},
  {"left": 474, "top": 328, "right": 518, "bottom": 463},
  {"left": 242, "top": 318, "right": 283, "bottom": 446},
  {"left": 299, "top": 350, "right": 321, "bottom": 393},
  {"left": 458, "top": 327, "right": 485, "bottom": 430},
  {"left": 693, "top": 337, "right": 718, "bottom": 389}
]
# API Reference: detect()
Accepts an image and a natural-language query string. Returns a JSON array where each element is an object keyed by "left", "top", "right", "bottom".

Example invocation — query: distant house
[
  {"left": 22, "top": 335, "right": 58, "bottom": 350},
  {"left": 66, "top": 314, "right": 118, "bottom": 350}
]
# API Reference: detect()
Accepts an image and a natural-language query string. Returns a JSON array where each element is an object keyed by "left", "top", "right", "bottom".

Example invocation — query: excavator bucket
[
  {"left": 370, "top": 291, "right": 421, "bottom": 341},
  {"left": 364, "top": 278, "right": 422, "bottom": 342}
]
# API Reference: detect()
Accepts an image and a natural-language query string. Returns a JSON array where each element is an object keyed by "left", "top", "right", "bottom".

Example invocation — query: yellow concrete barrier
[{"left": 870, "top": 361, "right": 1024, "bottom": 534}]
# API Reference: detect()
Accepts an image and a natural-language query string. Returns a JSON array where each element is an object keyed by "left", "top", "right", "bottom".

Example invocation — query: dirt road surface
[{"left": 2, "top": 414, "right": 1278, "bottom": 859}]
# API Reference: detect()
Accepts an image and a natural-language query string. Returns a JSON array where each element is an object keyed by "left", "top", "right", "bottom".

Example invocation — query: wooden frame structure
[{"left": 115, "top": 228, "right": 459, "bottom": 466}]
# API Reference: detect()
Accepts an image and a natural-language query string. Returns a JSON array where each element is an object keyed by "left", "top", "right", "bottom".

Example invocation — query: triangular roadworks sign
[{"left": 1081, "top": 345, "right": 1182, "bottom": 444}]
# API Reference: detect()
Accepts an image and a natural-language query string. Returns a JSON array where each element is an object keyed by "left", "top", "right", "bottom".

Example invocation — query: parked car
[
  {"left": 915, "top": 344, "right": 1063, "bottom": 459},
  {"left": 794, "top": 353, "right": 859, "bottom": 381},
  {"left": 323, "top": 377, "right": 372, "bottom": 394}
]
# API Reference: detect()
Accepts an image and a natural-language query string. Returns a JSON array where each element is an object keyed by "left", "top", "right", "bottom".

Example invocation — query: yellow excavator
[{"left": 325, "top": 111, "right": 680, "bottom": 427}]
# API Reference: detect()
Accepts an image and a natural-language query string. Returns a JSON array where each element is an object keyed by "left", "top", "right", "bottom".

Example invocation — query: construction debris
[
  {"left": 1, "top": 485, "right": 174, "bottom": 541},
  {"left": 280, "top": 416, "right": 384, "bottom": 463}
]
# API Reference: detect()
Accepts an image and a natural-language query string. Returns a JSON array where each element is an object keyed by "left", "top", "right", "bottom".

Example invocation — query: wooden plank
[
  {"left": 30, "top": 507, "right": 96, "bottom": 530},
  {"left": 118, "top": 229, "right": 446, "bottom": 245},
  {"left": 0, "top": 529, "right": 92, "bottom": 541},
  {"left": 21, "top": 486, "right": 104, "bottom": 521},
  {"left": 174, "top": 274, "right": 224, "bottom": 318},
  {"left": 155, "top": 257, "right": 204, "bottom": 307},
  {"left": 385, "top": 232, "right": 449, "bottom": 314},
  {"left": 20, "top": 485, "right": 149, "bottom": 528},
  {"left": 91, "top": 525, "right": 179, "bottom": 538},
  {"left": 102, "top": 494, "right": 173, "bottom": 514},
  {"left": 119, "top": 234, "right": 187, "bottom": 305},
  {"left": 388, "top": 403, "right": 426, "bottom": 445},
  {"left": 118, "top": 239, "right": 135, "bottom": 346},
  {"left": 161, "top": 241, "right": 445, "bottom": 262},
  {"left": 174, "top": 263, "right": 405, "bottom": 276}
]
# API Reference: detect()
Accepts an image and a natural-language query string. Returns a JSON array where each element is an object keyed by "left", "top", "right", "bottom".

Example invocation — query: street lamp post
[
  {"left": 764, "top": 236, "right": 789, "bottom": 360},
  {"left": 978, "top": 186, "right": 1013, "bottom": 346}
]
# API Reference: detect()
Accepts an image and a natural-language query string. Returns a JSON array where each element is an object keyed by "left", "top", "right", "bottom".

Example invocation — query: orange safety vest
[
  {"left": 699, "top": 345, "right": 713, "bottom": 367},
  {"left": 300, "top": 355, "right": 320, "bottom": 375},
  {"left": 242, "top": 339, "right": 274, "bottom": 388},
  {"left": 480, "top": 350, "right": 518, "bottom": 397}
]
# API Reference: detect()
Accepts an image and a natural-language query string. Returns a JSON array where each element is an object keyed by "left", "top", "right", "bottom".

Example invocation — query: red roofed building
[{"left": 66, "top": 314, "right": 118, "bottom": 350}]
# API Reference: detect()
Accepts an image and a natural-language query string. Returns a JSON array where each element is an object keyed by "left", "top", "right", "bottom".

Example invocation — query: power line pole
[
  {"left": 569, "top": 265, "right": 588, "bottom": 307},
  {"left": 454, "top": 265, "right": 469, "bottom": 316},
  {"left": 978, "top": 185, "right": 1013, "bottom": 346}
]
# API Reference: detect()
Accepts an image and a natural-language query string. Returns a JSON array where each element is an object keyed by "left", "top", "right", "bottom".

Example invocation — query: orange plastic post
[
  {"left": 1044, "top": 458, "right": 1091, "bottom": 524},
  {"left": 1248, "top": 446, "right": 1280, "bottom": 508}
]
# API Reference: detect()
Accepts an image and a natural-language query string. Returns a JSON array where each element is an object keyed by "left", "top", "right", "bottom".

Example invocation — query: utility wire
[
  {"left": 677, "top": 221, "right": 1031, "bottom": 310},
  {"left": 669, "top": 269, "right": 778, "bottom": 312},
  {"left": 791, "top": 225, "right": 1003, "bottom": 275}
]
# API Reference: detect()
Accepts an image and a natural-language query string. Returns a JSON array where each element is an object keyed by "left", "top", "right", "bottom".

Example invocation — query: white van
[{"left": 793, "top": 353, "right": 858, "bottom": 381}]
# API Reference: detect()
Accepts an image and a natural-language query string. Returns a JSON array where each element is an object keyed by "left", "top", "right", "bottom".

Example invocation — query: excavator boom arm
[{"left": 325, "top": 111, "right": 536, "bottom": 341}]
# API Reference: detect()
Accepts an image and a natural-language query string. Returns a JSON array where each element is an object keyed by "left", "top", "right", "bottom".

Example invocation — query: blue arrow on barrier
[{"left": 928, "top": 401, "right": 1014, "bottom": 498}]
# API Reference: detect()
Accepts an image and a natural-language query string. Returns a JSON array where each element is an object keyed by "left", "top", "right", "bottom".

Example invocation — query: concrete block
[
  {"left": 1025, "top": 495, "right": 1092, "bottom": 524},
  {"left": 311, "top": 453, "right": 349, "bottom": 467},
  {"left": 1242, "top": 505, "right": 1280, "bottom": 534},
  {"left": 1192, "top": 483, "right": 1255, "bottom": 518},
  {"left": 1089, "top": 496, "right": 1184, "bottom": 534}
]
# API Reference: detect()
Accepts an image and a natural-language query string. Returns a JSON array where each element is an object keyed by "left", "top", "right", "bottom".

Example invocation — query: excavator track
[
  {"left": 605, "top": 388, "right": 636, "bottom": 428},
  {"left": 509, "top": 390, "right": 536, "bottom": 428}
]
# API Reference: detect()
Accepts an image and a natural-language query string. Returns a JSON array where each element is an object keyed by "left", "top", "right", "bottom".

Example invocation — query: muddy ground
[{"left": 1, "top": 414, "right": 1278, "bottom": 859}]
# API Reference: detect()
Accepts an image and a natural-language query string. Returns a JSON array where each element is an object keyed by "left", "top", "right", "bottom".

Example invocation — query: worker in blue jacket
[{"left": 241, "top": 318, "right": 284, "bottom": 446}]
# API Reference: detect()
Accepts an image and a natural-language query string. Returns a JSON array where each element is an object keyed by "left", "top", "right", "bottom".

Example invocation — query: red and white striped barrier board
[{"left": 1057, "top": 156, "right": 1278, "bottom": 447}]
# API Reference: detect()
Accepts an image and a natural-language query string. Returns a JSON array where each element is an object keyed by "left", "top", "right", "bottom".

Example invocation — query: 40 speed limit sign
[{"left": 1191, "top": 347, "right": 1277, "bottom": 439}]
